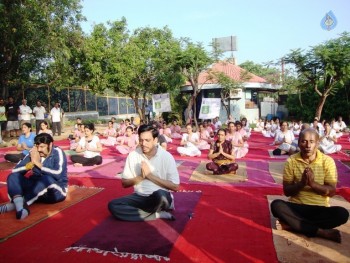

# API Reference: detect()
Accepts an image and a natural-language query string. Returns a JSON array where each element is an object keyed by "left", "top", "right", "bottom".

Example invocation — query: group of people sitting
[
  {"left": 0, "top": 115, "right": 349, "bottom": 245},
  {"left": 254, "top": 116, "right": 347, "bottom": 156}
]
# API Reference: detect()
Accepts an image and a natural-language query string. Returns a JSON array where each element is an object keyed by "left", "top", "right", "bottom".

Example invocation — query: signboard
[
  {"left": 212, "top": 36, "right": 237, "bottom": 52},
  {"left": 199, "top": 98, "right": 221, "bottom": 119},
  {"left": 152, "top": 93, "right": 172, "bottom": 113}
]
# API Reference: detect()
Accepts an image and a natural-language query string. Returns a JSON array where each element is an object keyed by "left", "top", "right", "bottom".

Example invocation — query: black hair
[
  {"left": 22, "top": 122, "right": 32, "bottom": 130},
  {"left": 138, "top": 124, "right": 159, "bottom": 138},
  {"left": 126, "top": 125, "right": 134, "bottom": 132},
  {"left": 84, "top": 123, "right": 95, "bottom": 131},
  {"left": 39, "top": 120, "right": 49, "bottom": 128},
  {"left": 34, "top": 133, "right": 54, "bottom": 145},
  {"left": 217, "top": 128, "right": 227, "bottom": 135}
]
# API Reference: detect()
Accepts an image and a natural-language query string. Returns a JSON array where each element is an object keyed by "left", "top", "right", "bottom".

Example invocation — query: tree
[
  {"left": 239, "top": 60, "right": 281, "bottom": 85},
  {"left": 285, "top": 32, "right": 350, "bottom": 119},
  {"left": 209, "top": 69, "right": 250, "bottom": 118},
  {"left": 0, "top": 0, "right": 84, "bottom": 99},
  {"left": 174, "top": 40, "right": 213, "bottom": 127},
  {"left": 105, "top": 24, "right": 183, "bottom": 120}
]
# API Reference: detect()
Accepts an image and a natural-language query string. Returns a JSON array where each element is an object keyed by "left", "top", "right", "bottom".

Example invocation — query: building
[{"left": 181, "top": 61, "right": 281, "bottom": 123}]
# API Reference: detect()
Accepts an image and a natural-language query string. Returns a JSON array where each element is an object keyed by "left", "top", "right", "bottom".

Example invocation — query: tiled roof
[{"left": 191, "top": 61, "right": 267, "bottom": 85}]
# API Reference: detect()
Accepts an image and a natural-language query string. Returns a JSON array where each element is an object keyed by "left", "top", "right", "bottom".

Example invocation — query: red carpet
[
  {"left": 0, "top": 185, "right": 103, "bottom": 242},
  {"left": 0, "top": 132, "right": 349, "bottom": 262},
  {"left": 67, "top": 191, "right": 201, "bottom": 260}
]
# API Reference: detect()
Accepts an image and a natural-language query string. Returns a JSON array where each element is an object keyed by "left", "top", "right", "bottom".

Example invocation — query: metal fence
[{"left": 15, "top": 86, "right": 143, "bottom": 116}]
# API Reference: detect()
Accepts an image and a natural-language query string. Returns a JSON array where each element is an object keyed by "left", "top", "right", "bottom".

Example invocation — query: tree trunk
[
  {"left": 193, "top": 96, "right": 198, "bottom": 129},
  {"left": 221, "top": 98, "right": 230, "bottom": 119},
  {"left": 315, "top": 94, "right": 327, "bottom": 120},
  {"left": 185, "top": 94, "right": 195, "bottom": 124},
  {"left": 133, "top": 97, "right": 144, "bottom": 121},
  {"left": 0, "top": 79, "right": 9, "bottom": 99}
]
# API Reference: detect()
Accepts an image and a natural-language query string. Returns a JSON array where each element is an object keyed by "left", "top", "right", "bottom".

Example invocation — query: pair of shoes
[{"left": 16, "top": 201, "right": 30, "bottom": 220}]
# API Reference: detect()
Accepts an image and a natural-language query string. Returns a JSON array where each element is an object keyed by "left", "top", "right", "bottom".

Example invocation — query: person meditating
[
  {"left": 270, "top": 128, "right": 349, "bottom": 243},
  {"left": 0, "top": 133, "right": 68, "bottom": 219},
  {"left": 108, "top": 124, "right": 179, "bottom": 221},
  {"left": 115, "top": 125, "right": 138, "bottom": 155},
  {"left": 206, "top": 128, "right": 239, "bottom": 175},
  {"left": 4, "top": 122, "right": 36, "bottom": 163},
  {"left": 71, "top": 123, "right": 102, "bottom": 166}
]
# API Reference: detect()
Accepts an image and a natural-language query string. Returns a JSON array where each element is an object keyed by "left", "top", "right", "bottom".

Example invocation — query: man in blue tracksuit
[{"left": 0, "top": 133, "right": 68, "bottom": 219}]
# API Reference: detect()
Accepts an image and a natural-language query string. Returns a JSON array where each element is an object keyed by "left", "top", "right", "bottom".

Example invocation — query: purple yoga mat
[{"left": 67, "top": 191, "right": 201, "bottom": 260}]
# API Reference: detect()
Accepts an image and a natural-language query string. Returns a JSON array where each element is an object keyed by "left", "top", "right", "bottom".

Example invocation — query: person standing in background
[
  {"left": 32, "top": 100, "right": 46, "bottom": 135},
  {"left": 5, "top": 96, "right": 20, "bottom": 137},
  {"left": 19, "top": 99, "right": 32, "bottom": 126},
  {"left": 50, "top": 102, "right": 64, "bottom": 136}
]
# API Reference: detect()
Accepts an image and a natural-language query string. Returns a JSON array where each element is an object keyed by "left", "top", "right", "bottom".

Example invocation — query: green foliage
[
  {"left": 239, "top": 60, "right": 281, "bottom": 84},
  {"left": 0, "top": 0, "right": 84, "bottom": 97},
  {"left": 284, "top": 32, "right": 350, "bottom": 119}
]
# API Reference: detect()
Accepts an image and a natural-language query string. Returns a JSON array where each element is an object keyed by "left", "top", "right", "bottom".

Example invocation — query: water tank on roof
[
  {"left": 266, "top": 114, "right": 273, "bottom": 121},
  {"left": 276, "top": 111, "right": 284, "bottom": 120}
]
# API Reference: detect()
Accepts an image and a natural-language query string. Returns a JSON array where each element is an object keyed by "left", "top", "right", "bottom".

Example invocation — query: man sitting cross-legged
[
  {"left": 206, "top": 128, "right": 239, "bottom": 175},
  {"left": 0, "top": 133, "right": 68, "bottom": 219},
  {"left": 270, "top": 128, "right": 349, "bottom": 243},
  {"left": 108, "top": 124, "right": 180, "bottom": 221}
]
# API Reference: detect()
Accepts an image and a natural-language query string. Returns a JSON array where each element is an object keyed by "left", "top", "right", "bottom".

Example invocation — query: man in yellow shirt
[{"left": 271, "top": 128, "right": 349, "bottom": 243}]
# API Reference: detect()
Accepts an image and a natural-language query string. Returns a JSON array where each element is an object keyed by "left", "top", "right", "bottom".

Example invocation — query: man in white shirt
[
  {"left": 334, "top": 116, "right": 348, "bottom": 133},
  {"left": 32, "top": 100, "right": 46, "bottom": 134},
  {"left": 50, "top": 102, "right": 64, "bottom": 136},
  {"left": 19, "top": 99, "right": 32, "bottom": 126},
  {"left": 108, "top": 124, "right": 180, "bottom": 221}
]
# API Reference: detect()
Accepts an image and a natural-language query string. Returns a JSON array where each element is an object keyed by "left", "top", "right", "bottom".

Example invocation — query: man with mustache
[
  {"left": 0, "top": 133, "right": 68, "bottom": 219},
  {"left": 108, "top": 124, "right": 179, "bottom": 221},
  {"left": 271, "top": 128, "right": 349, "bottom": 243}
]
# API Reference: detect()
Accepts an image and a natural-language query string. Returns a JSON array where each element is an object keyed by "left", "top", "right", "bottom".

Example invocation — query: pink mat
[
  {"left": 335, "top": 160, "right": 350, "bottom": 188},
  {"left": 67, "top": 158, "right": 116, "bottom": 173},
  {"left": 69, "top": 158, "right": 125, "bottom": 180}
]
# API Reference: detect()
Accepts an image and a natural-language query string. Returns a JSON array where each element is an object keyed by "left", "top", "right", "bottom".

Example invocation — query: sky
[{"left": 81, "top": 0, "right": 350, "bottom": 65}]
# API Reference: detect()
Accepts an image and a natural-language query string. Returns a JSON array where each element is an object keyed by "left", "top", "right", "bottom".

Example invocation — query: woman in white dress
[
  {"left": 71, "top": 123, "right": 103, "bottom": 166},
  {"left": 262, "top": 119, "right": 273, "bottom": 138},
  {"left": 272, "top": 121, "right": 296, "bottom": 155},
  {"left": 319, "top": 121, "right": 342, "bottom": 154},
  {"left": 253, "top": 118, "right": 265, "bottom": 132},
  {"left": 177, "top": 124, "right": 201, "bottom": 157}
]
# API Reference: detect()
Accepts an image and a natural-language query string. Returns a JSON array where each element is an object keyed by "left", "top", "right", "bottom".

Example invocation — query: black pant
[
  {"left": 4, "top": 153, "right": 25, "bottom": 163},
  {"left": 271, "top": 199, "right": 349, "bottom": 236},
  {"left": 35, "top": 120, "right": 45, "bottom": 135},
  {"left": 52, "top": 121, "right": 62, "bottom": 136},
  {"left": 71, "top": 155, "right": 102, "bottom": 166}
]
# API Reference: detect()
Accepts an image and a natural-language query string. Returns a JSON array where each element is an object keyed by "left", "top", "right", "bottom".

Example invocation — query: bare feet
[
  {"left": 73, "top": 163, "right": 83, "bottom": 167},
  {"left": 316, "top": 228, "right": 341, "bottom": 243},
  {"left": 276, "top": 220, "right": 293, "bottom": 231}
]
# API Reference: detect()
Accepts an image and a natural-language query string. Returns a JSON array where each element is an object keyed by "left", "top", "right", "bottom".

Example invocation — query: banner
[
  {"left": 152, "top": 93, "right": 172, "bottom": 113},
  {"left": 199, "top": 98, "right": 221, "bottom": 119}
]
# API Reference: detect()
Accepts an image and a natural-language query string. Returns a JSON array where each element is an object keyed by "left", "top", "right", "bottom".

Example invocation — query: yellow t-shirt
[{"left": 283, "top": 150, "right": 337, "bottom": 207}]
